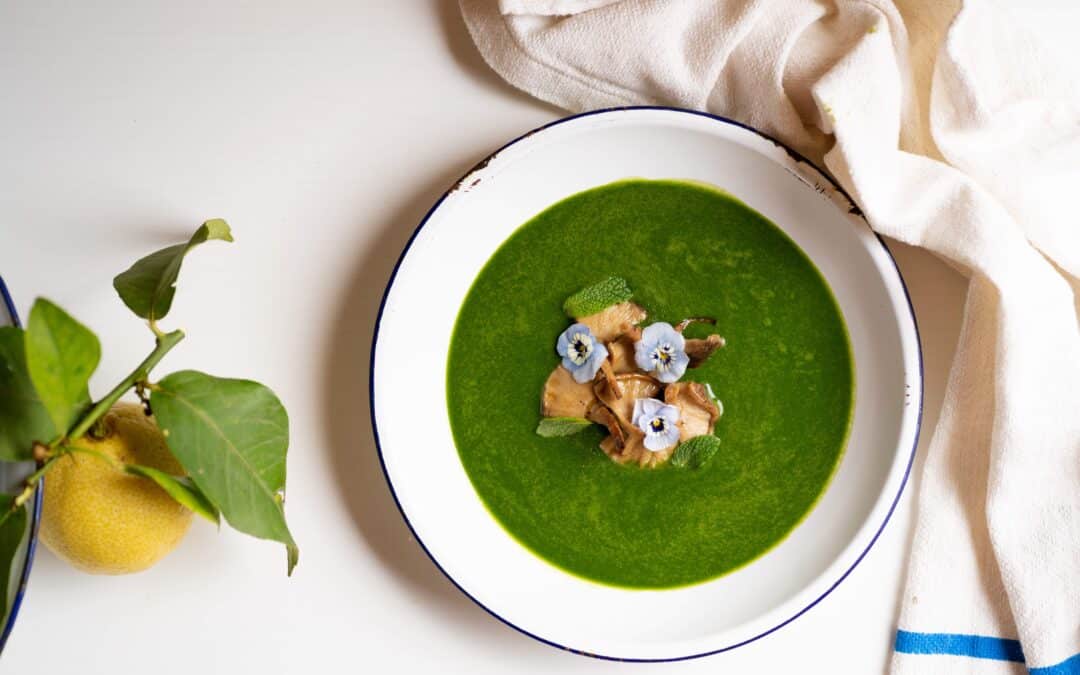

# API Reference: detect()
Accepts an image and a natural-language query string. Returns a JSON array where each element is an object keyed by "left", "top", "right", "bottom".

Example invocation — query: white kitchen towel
[{"left": 459, "top": 0, "right": 1080, "bottom": 672}]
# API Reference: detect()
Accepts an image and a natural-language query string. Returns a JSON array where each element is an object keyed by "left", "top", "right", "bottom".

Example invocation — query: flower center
[
  {"left": 649, "top": 417, "right": 666, "bottom": 433},
  {"left": 651, "top": 344, "right": 674, "bottom": 369},
  {"left": 569, "top": 333, "right": 593, "bottom": 365}
]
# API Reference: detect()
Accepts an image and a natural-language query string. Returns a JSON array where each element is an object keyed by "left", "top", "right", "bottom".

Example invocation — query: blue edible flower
[
  {"left": 632, "top": 398, "right": 682, "bottom": 452},
  {"left": 634, "top": 322, "right": 689, "bottom": 383},
  {"left": 556, "top": 323, "right": 609, "bottom": 384}
]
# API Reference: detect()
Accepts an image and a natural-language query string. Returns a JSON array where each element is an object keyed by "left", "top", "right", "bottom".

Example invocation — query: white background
[{"left": 0, "top": 2, "right": 967, "bottom": 673}]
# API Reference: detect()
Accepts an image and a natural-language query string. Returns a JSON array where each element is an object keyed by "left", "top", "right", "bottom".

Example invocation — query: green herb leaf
[
  {"left": 0, "top": 497, "right": 29, "bottom": 631},
  {"left": 125, "top": 464, "right": 220, "bottom": 525},
  {"left": 536, "top": 417, "right": 594, "bottom": 437},
  {"left": 563, "top": 276, "right": 633, "bottom": 318},
  {"left": 671, "top": 434, "right": 722, "bottom": 469},
  {"left": 113, "top": 219, "right": 233, "bottom": 322},
  {"left": 25, "top": 299, "right": 100, "bottom": 436},
  {"left": 0, "top": 328, "right": 55, "bottom": 460},
  {"left": 150, "top": 370, "right": 298, "bottom": 574}
]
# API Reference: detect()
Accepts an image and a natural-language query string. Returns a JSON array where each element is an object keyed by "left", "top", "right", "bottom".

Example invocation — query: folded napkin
[{"left": 460, "top": 0, "right": 1080, "bottom": 671}]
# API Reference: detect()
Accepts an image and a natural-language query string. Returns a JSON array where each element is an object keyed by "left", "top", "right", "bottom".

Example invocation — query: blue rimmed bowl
[
  {"left": 371, "top": 107, "right": 923, "bottom": 661},
  {"left": 0, "top": 276, "right": 43, "bottom": 652}
]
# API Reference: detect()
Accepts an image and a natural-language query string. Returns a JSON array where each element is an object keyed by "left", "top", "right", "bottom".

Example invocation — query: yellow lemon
[{"left": 40, "top": 402, "right": 193, "bottom": 574}]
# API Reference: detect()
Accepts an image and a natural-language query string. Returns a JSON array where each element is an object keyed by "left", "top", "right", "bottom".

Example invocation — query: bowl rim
[
  {"left": 369, "top": 106, "right": 924, "bottom": 662},
  {"left": 0, "top": 275, "right": 45, "bottom": 654}
]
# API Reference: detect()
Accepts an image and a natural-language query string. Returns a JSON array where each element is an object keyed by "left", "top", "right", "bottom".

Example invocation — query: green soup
[{"left": 446, "top": 179, "right": 853, "bottom": 589}]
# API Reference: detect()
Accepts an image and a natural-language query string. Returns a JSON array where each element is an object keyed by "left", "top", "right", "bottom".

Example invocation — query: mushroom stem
[
  {"left": 588, "top": 404, "right": 626, "bottom": 452},
  {"left": 675, "top": 317, "right": 717, "bottom": 333},
  {"left": 599, "top": 359, "right": 621, "bottom": 399}
]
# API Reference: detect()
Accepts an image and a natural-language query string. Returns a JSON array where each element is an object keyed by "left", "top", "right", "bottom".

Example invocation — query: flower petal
[
  {"left": 556, "top": 329, "right": 572, "bottom": 357},
  {"left": 558, "top": 323, "right": 591, "bottom": 356},
  {"left": 572, "top": 341, "right": 609, "bottom": 383},
  {"left": 643, "top": 425, "right": 679, "bottom": 452},
  {"left": 633, "top": 339, "right": 652, "bottom": 372},
  {"left": 659, "top": 423, "right": 681, "bottom": 448},
  {"left": 659, "top": 401, "right": 681, "bottom": 424},
  {"left": 641, "top": 322, "right": 685, "bottom": 351},
  {"left": 655, "top": 350, "right": 689, "bottom": 383},
  {"left": 640, "top": 397, "right": 665, "bottom": 418}
]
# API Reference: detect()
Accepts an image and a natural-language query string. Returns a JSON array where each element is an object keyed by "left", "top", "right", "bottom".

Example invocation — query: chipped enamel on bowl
[
  {"left": 371, "top": 107, "right": 922, "bottom": 661},
  {"left": 0, "top": 277, "right": 43, "bottom": 653}
]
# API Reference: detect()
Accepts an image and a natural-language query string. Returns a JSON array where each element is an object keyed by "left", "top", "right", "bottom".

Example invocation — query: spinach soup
[{"left": 447, "top": 179, "right": 853, "bottom": 589}]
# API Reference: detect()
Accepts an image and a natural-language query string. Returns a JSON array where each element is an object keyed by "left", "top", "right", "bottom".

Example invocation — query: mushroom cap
[
  {"left": 540, "top": 365, "right": 597, "bottom": 418},
  {"left": 577, "top": 301, "right": 647, "bottom": 343}
]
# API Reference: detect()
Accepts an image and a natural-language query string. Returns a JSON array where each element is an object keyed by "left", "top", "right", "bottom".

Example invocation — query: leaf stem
[
  {"left": 1, "top": 440, "right": 125, "bottom": 526},
  {"left": 14, "top": 459, "right": 58, "bottom": 507},
  {"left": 65, "top": 329, "right": 184, "bottom": 443},
  {"left": 0, "top": 454, "right": 63, "bottom": 527}
]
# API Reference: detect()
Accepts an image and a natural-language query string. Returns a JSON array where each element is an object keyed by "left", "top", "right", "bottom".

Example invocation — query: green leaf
[
  {"left": 0, "top": 328, "right": 55, "bottom": 460},
  {"left": 563, "top": 276, "right": 633, "bottom": 318},
  {"left": 286, "top": 544, "right": 299, "bottom": 575},
  {"left": 113, "top": 219, "right": 233, "bottom": 322},
  {"left": 536, "top": 417, "right": 594, "bottom": 437},
  {"left": 0, "top": 498, "right": 29, "bottom": 631},
  {"left": 150, "top": 370, "right": 298, "bottom": 574},
  {"left": 125, "top": 464, "right": 220, "bottom": 525},
  {"left": 25, "top": 299, "right": 99, "bottom": 435},
  {"left": 671, "top": 434, "right": 722, "bottom": 469}
]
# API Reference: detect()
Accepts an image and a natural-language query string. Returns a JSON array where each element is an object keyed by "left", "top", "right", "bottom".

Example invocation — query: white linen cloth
[{"left": 459, "top": 1, "right": 1080, "bottom": 672}]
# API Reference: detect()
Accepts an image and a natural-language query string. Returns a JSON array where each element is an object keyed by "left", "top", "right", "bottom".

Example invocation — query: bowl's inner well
[{"left": 447, "top": 179, "right": 854, "bottom": 589}]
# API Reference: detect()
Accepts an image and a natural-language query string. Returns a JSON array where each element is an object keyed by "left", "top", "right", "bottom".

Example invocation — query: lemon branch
[
  {"left": 12, "top": 457, "right": 59, "bottom": 507},
  {"left": 2, "top": 443, "right": 110, "bottom": 523},
  {"left": 0, "top": 451, "right": 63, "bottom": 528},
  {"left": 0, "top": 329, "right": 187, "bottom": 527},
  {"left": 65, "top": 329, "right": 184, "bottom": 443}
]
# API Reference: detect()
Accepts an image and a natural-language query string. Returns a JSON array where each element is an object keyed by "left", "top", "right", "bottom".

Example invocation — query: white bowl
[{"left": 371, "top": 107, "right": 922, "bottom": 661}]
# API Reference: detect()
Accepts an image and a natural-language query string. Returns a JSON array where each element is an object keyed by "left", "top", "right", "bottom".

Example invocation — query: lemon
[{"left": 40, "top": 402, "right": 192, "bottom": 574}]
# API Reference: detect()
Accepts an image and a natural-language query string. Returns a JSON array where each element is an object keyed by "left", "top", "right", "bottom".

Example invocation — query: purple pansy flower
[
  {"left": 556, "top": 323, "right": 609, "bottom": 384},
  {"left": 632, "top": 398, "right": 681, "bottom": 452},
  {"left": 634, "top": 322, "right": 689, "bottom": 383}
]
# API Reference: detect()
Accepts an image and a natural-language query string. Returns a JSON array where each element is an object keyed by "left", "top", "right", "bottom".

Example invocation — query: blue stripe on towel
[
  {"left": 1031, "top": 652, "right": 1080, "bottom": 675},
  {"left": 895, "top": 630, "right": 1080, "bottom": 674},
  {"left": 894, "top": 630, "right": 1025, "bottom": 662}
]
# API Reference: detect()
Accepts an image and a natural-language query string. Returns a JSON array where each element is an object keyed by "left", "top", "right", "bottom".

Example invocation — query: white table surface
[{"left": 0, "top": 2, "right": 967, "bottom": 673}]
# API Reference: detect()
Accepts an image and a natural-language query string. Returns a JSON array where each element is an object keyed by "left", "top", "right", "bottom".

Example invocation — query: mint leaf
[
  {"left": 25, "top": 299, "right": 100, "bottom": 436},
  {"left": 125, "top": 465, "right": 220, "bottom": 525},
  {"left": 536, "top": 417, "right": 594, "bottom": 437},
  {"left": 563, "top": 276, "right": 633, "bottom": 318},
  {"left": 0, "top": 328, "right": 55, "bottom": 460},
  {"left": 671, "top": 434, "right": 721, "bottom": 469},
  {"left": 150, "top": 370, "right": 298, "bottom": 574},
  {"left": 0, "top": 498, "right": 29, "bottom": 631},
  {"left": 113, "top": 219, "right": 233, "bottom": 322}
]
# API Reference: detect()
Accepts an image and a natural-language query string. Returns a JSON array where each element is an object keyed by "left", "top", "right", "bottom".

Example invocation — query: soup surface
[{"left": 447, "top": 179, "right": 854, "bottom": 588}]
